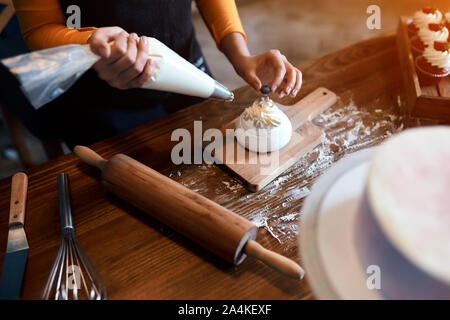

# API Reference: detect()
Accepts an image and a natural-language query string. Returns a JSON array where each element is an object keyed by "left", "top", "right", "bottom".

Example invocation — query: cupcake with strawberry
[
  {"left": 415, "top": 41, "right": 450, "bottom": 85},
  {"left": 412, "top": 23, "right": 450, "bottom": 57},
  {"left": 408, "top": 7, "right": 443, "bottom": 37},
  {"left": 411, "top": 36, "right": 428, "bottom": 58},
  {"left": 419, "top": 23, "right": 449, "bottom": 45}
]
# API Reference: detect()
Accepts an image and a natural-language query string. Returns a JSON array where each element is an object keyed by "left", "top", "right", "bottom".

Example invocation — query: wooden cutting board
[{"left": 213, "top": 87, "right": 337, "bottom": 192}]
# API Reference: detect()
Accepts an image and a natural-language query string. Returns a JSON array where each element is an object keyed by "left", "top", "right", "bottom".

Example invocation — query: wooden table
[{"left": 0, "top": 33, "right": 424, "bottom": 299}]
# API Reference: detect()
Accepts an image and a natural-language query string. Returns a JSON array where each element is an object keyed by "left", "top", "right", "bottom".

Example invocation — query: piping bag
[{"left": 0, "top": 37, "right": 234, "bottom": 109}]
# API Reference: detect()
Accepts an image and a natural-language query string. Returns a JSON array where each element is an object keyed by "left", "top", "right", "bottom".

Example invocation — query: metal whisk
[{"left": 41, "top": 173, "right": 106, "bottom": 300}]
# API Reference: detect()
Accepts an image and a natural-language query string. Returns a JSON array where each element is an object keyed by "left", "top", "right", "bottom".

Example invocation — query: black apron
[{"left": 38, "top": 0, "right": 211, "bottom": 148}]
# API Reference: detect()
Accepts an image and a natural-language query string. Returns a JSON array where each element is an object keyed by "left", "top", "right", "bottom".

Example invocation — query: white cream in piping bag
[{"left": 141, "top": 38, "right": 233, "bottom": 101}]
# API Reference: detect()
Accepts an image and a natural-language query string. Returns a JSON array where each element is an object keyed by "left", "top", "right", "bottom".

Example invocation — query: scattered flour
[
  {"left": 169, "top": 97, "right": 410, "bottom": 246},
  {"left": 222, "top": 181, "right": 241, "bottom": 192},
  {"left": 246, "top": 98, "right": 406, "bottom": 244}
]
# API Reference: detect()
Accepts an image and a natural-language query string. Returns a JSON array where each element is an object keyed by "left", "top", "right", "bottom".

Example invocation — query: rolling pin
[{"left": 74, "top": 146, "right": 304, "bottom": 279}]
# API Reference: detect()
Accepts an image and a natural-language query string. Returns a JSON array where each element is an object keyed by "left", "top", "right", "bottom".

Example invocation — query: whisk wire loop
[{"left": 40, "top": 173, "right": 106, "bottom": 300}]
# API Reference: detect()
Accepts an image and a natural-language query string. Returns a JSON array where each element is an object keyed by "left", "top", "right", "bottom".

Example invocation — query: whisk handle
[{"left": 57, "top": 173, "right": 74, "bottom": 229}]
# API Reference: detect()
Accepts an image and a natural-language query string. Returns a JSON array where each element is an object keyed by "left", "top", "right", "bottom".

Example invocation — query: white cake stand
[{"left": 300, "top": 148, "right": 382, "bottom": 300}]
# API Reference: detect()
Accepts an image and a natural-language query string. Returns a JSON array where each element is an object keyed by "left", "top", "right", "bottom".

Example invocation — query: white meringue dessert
[{"left": 235, "top": 96, "right": 292, "bottom": 153}]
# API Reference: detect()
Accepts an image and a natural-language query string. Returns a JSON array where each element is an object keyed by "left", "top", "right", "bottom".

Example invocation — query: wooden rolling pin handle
[
  {"left": 9, "top": 172, "right": 28, "bottom": 227},
  {"left": 244, "top": 240, "right": 305, "bottom": 280},
  {"left": 74, "top": 145, "right": 107, "bottom": 170}
]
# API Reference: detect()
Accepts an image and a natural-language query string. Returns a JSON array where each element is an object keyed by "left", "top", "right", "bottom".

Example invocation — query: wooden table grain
[{"left": 0, "top": 33, "right": 416, "bottom": 299}]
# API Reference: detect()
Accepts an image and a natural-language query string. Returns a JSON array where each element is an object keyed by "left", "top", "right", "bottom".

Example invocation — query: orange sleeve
[
  {"left": 12, "top": 0, "right": 96, "bottom": 51},
  {"left": 195, "top": 0, "right": 247, "bottom": 48}
]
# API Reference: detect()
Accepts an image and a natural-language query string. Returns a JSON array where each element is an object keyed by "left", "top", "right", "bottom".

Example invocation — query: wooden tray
[
  {"left": 397, "top": 16, "right": 450, "bottom": 122},
  {"left": 212, "top": 87, "right": 337, "bottom": 192}
]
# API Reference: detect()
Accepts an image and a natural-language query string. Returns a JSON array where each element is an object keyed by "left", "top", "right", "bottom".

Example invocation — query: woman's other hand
[
  {"left": 234, "top": 50, "right": 302, "bottom": 98},
  {"left": 88, "top": 27, "right": 156, "bottom": 89},
  {"left": 221, "top": 33, "right": 302, "bottom": 98}
]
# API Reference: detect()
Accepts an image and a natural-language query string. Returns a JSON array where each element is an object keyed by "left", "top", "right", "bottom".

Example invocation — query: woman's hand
[
  {"left": 233, "top": 51, "right": 302, "bottom": 98},
  {"left": 221, "top": 33, "right": 302, "bottom": 98},
  {"left": 88, "top": 27, "right": 156, "bottom": 90}
]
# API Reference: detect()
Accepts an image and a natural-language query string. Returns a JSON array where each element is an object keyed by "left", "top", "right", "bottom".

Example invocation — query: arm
[
  {"left": 12, "top": 0, "right": 95, "bottom": 50},
  {"left": 196, "top": 0, "right": 302, "bottom": 98},
  {"left": 12, "top": 0, "right": 155, "bottom": 89},
  {"left": 195, "top": 0, "right": 247, "bottom": 48}
]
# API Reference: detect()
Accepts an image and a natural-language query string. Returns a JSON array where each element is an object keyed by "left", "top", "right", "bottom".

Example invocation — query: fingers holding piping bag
[{"left": 88, "top": 28, "right": 156, "bottom": 90}]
